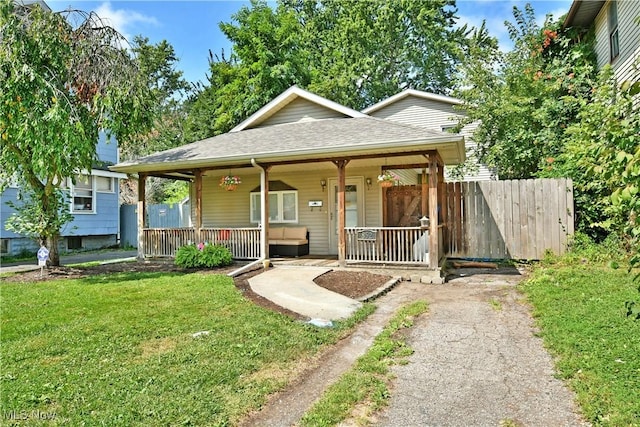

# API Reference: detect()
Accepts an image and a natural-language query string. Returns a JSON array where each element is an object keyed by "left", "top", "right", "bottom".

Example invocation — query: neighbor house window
[
  {"left": 71, "top": 175, "right": 94, "bottom": 213},
  {"left": 609, "top": 1, "right": 619, "bottom": 61},
  {"left": 250, "top": 191, "right": 298, "bottom": 223},
  {"left": 96, "top": 176, "right": 113, "bottom": 192},
  {"left": 0, "top": 239, "right": 9, "bottom": 255}
]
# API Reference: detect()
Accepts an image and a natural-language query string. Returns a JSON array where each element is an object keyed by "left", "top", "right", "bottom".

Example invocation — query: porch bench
[{"left": 268, "top": 226, "right": 309, "bottom": 257}]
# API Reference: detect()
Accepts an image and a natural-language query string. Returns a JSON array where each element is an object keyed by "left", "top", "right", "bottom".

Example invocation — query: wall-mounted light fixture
[
  {"left": 320, "top": 179, "right": 327, "bottom": 192},
  {"left": 366, "top": 177, "right": 372, "bottom": 190}
]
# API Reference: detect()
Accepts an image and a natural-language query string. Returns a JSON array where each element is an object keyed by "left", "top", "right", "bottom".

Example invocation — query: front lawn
[
  {"left": 521, "top": 264, "right": 640, "bottom": 426},
  {"left": 1, "top": 271, "right": 362, "bottom": 425}
]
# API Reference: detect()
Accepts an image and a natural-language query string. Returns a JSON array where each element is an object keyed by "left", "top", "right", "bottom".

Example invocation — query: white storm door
[{"left": 328, "top": 177, "right": 364, "bottom": 254}]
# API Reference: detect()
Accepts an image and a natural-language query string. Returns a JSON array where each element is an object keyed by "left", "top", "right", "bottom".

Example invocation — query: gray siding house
[{"left": 564, "top": 0, "right": 640, "bottom": 84}]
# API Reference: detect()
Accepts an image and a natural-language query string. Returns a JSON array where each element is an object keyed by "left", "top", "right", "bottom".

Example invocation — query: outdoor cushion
[
  {"left": 268, "top": 227, "right": 284, "bottom": 240},
  {"left": 273, "top": 239, "right": 308, "bottom": 246},
  {"left": 283, "top": 227, "right": 307, "bottom": 240}
]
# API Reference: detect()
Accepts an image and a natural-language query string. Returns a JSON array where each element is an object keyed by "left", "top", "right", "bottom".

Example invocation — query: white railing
[
  {"left": 345, "top": 227, "right": 431, "bottom": 266},
  {"left": 142, "top": 228, "right": 261, "bottom": 259}
]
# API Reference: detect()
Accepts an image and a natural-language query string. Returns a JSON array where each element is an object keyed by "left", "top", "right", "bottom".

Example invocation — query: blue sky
[{"left": 47, "top": 0, "right": 573, "bottom": 86}]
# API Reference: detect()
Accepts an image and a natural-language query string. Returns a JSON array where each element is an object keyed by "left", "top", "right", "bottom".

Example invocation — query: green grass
[
  {"left": 300, "top": 300, "right": 428, "bottom": 427},
  {"left": 1, "top": 272, "right": 363, "bottom": 426},
  {"left": 521, "top": 264, "right": 640, "bottom": 426}
]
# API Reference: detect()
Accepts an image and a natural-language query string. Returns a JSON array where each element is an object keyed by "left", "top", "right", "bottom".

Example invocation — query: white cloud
[{"left": 93, "top": 2, "right": 158, "bottom": 43}]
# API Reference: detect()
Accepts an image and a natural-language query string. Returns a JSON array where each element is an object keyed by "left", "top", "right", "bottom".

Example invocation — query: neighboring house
[
  {"left": 564, "top": 0, "right": 640, "bottom": 84},
  {"left": 112, "top": 85, "right": 467, "bottom": 271},
  {"left": 1, "top": 132, "right": 126, "bottom": 256},
  {"left": 1, "top": 0, "right": 127, "bottom": 256},
  {"left": 362, "top": 89, "right": 495, "bottom": 182}
]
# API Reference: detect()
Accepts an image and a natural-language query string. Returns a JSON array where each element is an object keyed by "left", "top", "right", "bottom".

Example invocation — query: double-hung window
[
  {"left": 609, "top": 1, "right": 619, "bottom": 62},
  {"left": 250, "top": 190, "right": 298, "bottom": 223},
  {"left": 71, "top": 175, "right": 94, "bottom": 213}
]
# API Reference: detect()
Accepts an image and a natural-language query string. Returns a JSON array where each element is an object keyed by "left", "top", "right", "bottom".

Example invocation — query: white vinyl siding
[
  {"left": 367, "top": 95, "right": 494, "bottom": 181},
  {"left": 257, "top": 98, "right": 350, "bottom": 127},
  {"left": 594, "top": 0, "right": 640, "bottom": 84}
]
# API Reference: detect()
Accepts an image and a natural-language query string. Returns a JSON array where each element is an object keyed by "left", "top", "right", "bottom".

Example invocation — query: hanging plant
[
  {"left": 220, "top": 175, "right": 241, "bottom": 191},
  {"left": 377, "top": 171, "right": 399, "bottom": 187}
]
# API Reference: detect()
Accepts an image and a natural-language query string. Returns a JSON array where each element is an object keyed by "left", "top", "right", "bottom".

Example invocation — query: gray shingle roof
[{"left": 112, "top": 116, "right": 464, "bottom": 173}]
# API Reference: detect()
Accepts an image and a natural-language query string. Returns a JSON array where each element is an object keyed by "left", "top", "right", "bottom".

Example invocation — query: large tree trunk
[{"left": 46, "top": 235, "right": 60, "bottom": 267}]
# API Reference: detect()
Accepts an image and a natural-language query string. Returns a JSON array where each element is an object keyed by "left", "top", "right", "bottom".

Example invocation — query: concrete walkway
[{"left": 249, "top": 266, "right": 363, "bottom": 320}]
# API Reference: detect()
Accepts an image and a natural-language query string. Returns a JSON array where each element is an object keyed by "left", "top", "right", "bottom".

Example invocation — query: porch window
[
  {"left": 609, "top": 1, "right": 619, "bottom": 62},
  {"left": 0, "top": 238, "right": 8, "bottom": 255},
  {"left": 250, "top": 190, "right": 298, "bottom": 223},
  {"left": 71, "top": 175, "right": 94, "bottom": 213}
]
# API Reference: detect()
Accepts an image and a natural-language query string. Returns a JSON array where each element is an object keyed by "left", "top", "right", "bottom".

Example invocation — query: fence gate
[
  {"left": 444, "top": 178, "right": 574, "bottom": 260},
  {"left": 384, "top": 185, "right": 424, "bottom": 227}
]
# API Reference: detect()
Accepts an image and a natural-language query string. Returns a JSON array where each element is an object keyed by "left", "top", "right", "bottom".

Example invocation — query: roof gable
[
  {"left": 230, "top": 86, "right": 367, "bottom": 132},
  {"left": 563, "top": 0, "right": 605, "bottom": 29},
  {"left": 362, "top": 89, "right": 462, "bottom": 115}
]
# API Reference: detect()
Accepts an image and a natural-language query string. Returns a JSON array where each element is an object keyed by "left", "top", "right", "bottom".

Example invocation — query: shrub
[{"left": 175, "top": 243, "right": 233, "bottom": 269}]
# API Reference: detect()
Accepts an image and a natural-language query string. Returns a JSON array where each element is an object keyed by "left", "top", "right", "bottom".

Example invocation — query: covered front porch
[{"left": 134, "top": 148, "right": 449, "bottom": 269}]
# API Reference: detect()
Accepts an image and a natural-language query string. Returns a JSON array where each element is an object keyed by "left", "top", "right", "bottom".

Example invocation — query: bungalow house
[
  {"left": 111, "top": 86, "right": 468, "bottom": 271},
  {"left": 1, "top": 133, "right": 127, "bottom": 256},
  {"left": 563, "top": 0, "right": 640, "bottom": 84}
]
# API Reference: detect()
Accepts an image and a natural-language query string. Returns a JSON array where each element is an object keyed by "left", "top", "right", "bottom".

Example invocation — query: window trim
[
  {"left": 608, "top": 1, "right": 619, "bottom": 62},
  {"left": 70, "top": 175, "right": 96, "bottom": 214},
  {"left": 250, "top": 190, "right": 299, "bottom": 224}
]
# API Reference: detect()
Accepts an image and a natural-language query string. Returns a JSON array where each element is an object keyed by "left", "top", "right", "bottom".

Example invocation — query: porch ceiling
[{"left": 111, "top": 116, "right": 465, "bottom": 177}]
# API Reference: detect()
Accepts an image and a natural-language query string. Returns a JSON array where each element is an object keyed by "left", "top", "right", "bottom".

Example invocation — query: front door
[{"left": 328, "top": 177, "right": 364, "bottom": 254}]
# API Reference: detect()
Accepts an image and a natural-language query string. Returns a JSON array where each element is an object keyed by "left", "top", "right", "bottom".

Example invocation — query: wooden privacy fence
[{"left": 444, "top": 178, "right": 574, "bottom": 260}]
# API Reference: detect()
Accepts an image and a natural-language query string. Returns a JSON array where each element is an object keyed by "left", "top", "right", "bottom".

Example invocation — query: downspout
[{"left": 251, "top": 158, "right": 268, "bottom": 261}]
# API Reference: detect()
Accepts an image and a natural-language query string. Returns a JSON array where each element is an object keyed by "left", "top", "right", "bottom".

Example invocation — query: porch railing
[
  {"left": 345, "top": 227, "right": 433, "bottom": 266},
  {"left": 142, "top": 227, "right": 261, "bottom": 259}
]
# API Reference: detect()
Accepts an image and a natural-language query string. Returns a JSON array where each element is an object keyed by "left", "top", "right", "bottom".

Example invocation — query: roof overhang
[
  {"left": 563, "top": 0, "right": 605, "bottom": 29},
  {"left": 363, "top": 89, "right": 463, "bottom": 114},
  {"left": 111, "top": 135, "right": 465, "bottom": 177}
]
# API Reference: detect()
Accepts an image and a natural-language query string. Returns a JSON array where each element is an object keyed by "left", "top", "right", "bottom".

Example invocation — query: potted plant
[
  {"left": 377, "top": 171, "right": 399, "bottom": 187},
  {"left": 219, "top": 175, "right": 241, "bottom": 191}
]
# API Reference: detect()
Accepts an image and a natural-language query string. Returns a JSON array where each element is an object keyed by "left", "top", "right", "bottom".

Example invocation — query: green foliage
[
  {"left": 300, "top": 301, "right": 428, "bottom": 426},
  {"left": 561, "top": 63, "right": 640, "bottom": 259},
  {"left": 521, "top": 263, "right": 640, "bottom": 425},
  {"left": 0, "top": 272, "right": 356, "bottom": 425},
  {"left": 186, "top": 0, "right": 465, "bottom": 138},
  {"left": 0, "top": 0, "right": 153, "bottom": 265},
  {"left": 455, "top": 5, "right": 597, "bottom": 179},
  {"left": 175, "top": 243, "right": 233, "bottom": 268}
]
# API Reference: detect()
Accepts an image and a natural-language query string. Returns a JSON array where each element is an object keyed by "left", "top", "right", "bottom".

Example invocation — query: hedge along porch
[{"left": 111, "top": 86, "right": 465, "bottom": 269}]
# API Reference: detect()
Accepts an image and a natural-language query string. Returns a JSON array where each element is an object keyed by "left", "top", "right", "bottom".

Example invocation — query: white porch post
[
  {"left": 137, "top": 173, "right": 147, "bottom": 260},
  {"left": 252, "top": 159, "right": 270, "bottom": 260},
  {"left": 194, "top": 169, "right": 203, "bottom": 244}
]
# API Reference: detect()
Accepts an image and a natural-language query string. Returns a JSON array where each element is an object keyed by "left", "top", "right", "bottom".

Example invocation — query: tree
[
  {"left": 120, "top": 36, "right": 190, "bottom": 160},
  {"left": 562, "top": 65, "right": 640, "bottom": 255},
  {"left": 0, "top": 1, "right": 152, "bottom": 265},
  {"left": 186, "top": 0, "right": 466, "bottom": 138},
  {"left": 454, "top": 5, "right": 597, "bottom": 179}
]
